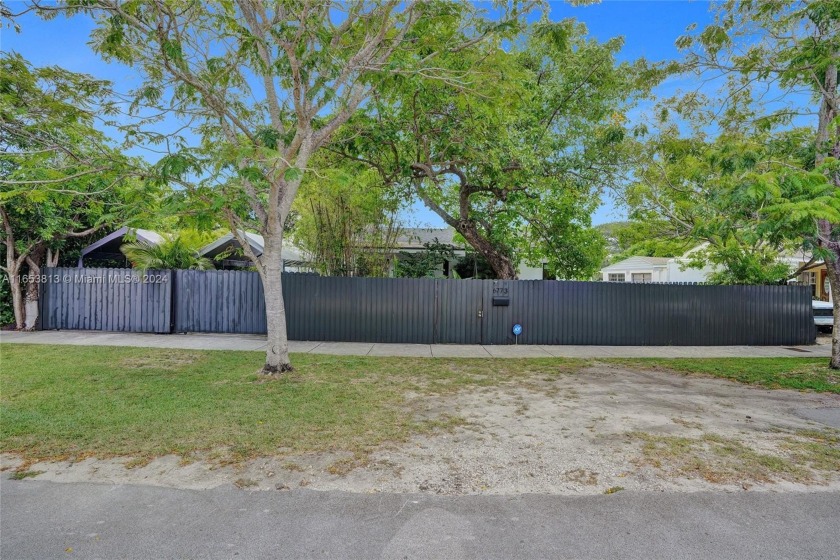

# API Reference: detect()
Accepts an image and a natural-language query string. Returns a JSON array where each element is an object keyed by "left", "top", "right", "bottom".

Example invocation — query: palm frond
[{"left": 121, "top": 233, "right": 214, "bottom": 270}]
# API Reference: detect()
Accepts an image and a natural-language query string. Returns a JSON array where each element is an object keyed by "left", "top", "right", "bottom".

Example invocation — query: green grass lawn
[
  {"left": 618, "top": 358, "right": 840, "bottom": 394},
  {"left": 0, "top": 344, "right": 581, "bottom": 464},
  {"left": 1, "top": 344, "right": 838, "bottom": 465}
]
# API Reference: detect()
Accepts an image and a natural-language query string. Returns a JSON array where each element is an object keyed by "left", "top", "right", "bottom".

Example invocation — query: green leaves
[
  {"left": 332, "top": 17, "right": 652, "bottom": 279},
  {"left": 1, "top": 53, "right": 152, "bottom": 273},
  {"left": 120, "top": 234, "right": 214, "bottom": 271},
  {"left": 623, "top": 123, "right": 838, "bottom": 284},
  {"left": 291, "top": 160, "right": 403, "bottom": 278},
  {"left": 153, "top": 152, "right": 201, "bottom": 184},
  {"left": 698, "top": 25, "right": 731, "bottom": 52},
  {"left": 283, "top": 167, "right": 303, "bottom": 183},
  {"left": 255, "top": 127, "right": 280, "bottom": 150}
]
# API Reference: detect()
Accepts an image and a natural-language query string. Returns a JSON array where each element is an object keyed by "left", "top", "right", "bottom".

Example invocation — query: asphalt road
[{"left": 2, "top": 479, "right": 839, "bottom": 559}]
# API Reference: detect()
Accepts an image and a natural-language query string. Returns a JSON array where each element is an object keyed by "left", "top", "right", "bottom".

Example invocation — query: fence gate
[{"left": 435, "top": 279, "right": 484, "bottom": 344}]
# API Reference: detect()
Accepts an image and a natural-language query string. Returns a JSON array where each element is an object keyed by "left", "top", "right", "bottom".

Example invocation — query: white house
[
  {"left": 599, "top": 255, "right": 712, "bottom": 283},
  {"left": 600, "top": 246, "right": 822, "bottom": 288}
]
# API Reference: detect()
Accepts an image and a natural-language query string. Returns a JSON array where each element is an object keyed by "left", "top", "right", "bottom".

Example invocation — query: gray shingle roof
[
  {"left": 395, "top": 227, "right": 458, "bottom": 249},
  {"left": 601, "top": 256, "right": 672, "bottom": 271}
]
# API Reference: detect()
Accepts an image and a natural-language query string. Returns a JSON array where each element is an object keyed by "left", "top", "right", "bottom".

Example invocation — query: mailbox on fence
[{"left": 492, "top": 284, "right": 510, "bottom": 306}]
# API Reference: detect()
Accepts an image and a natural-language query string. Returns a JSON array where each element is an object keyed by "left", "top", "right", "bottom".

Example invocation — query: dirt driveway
[{"left": 6, "top": 364, "right": 839, "bottom": 495}]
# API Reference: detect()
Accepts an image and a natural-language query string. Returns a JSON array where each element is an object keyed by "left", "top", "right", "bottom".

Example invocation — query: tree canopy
[
  {"left": 333, "top": 18, "right": 660, "bottom": 279},
  {"left": 0, "top": 52, "right": 147, "bottom": 329},
  {"left": 622, "top": 115, "right": 840, "bottom": 284},
  {"left": 52, "top": 0, "right": 534, "bottom": 371},
  {"left": 121, "top": 233, "right": 214, "bottom": 271}
]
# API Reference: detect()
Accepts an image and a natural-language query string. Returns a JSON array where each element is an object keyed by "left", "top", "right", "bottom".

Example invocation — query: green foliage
[
  {"left": 454, "top": 253, "right": 498, "bottom": 280},
  {"left": 623, "top": 119, "right": 840, "bottom": 284},
  {"left": 121, "top": 234, "right": 213, "bottom": 271},
  {"left": 63, "top": 0, "right": 534, "bottom": 239},
  {"left": 42, "top": 1, "right": 538, "bottom": 367},
  {"left": 679, "top": 0, "right": 839, "bottom": 116},
  {"left": 601, "top": 221, "right": 690, "bottom": 264},
  {"left": 0, "top": 53, "right": 151, "bottom": 326},
  {"left": 669, "top": 1, "right": 840, "bottom": 288},
  {"left": 695, "top": 244, "right": 794, "bottom": 286},
  {"left": 0, "top": 53, "right": 143, "bottom": 205},
  {"left": 0, "top": 52, "right": 148, "bottom": 255},
  {"left": 336, "top": 18, "right": 661, "bottom": 279},
  {"left": 0, "top": 274, "right": 15, "bottom": 326},
  {"left": 291, "top": 160, "right": 402, "bottom": 277},
  {"left": 394, "top": 241, "right": 456, "bottom": 279}
]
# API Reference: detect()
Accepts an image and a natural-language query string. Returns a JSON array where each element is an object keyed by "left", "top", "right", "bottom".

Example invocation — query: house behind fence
[{"left": 39, "top": 267, "right": 816, "bottom": 346}]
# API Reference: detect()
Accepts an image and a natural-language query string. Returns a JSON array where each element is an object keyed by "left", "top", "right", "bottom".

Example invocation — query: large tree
[
  {"left": 678, "top": 0, "right": 840, "bottom": 364},
  {"left": 622, "top": 122, "right": 839, "bottom": 284},
  {"left": 334, "top": 19, "right": 657, "bottom": 279},
  {"left": 47, "top": 0, "right": 533, "bottom": 373},
  {"left": 0, "top": 53, "right": 142, "bottom": 329}
]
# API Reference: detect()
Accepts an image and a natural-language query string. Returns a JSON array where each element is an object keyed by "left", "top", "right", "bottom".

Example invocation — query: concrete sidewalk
[{"left": 0, "top": 329, "right": 830, "bottom": 358}]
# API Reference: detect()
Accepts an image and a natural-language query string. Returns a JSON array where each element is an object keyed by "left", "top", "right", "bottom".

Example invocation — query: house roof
[
  {"left": 198, "top": 227, "right": 462, "bottom": 264},
  {"left": 79, "top": 227, "right": 165, "bottom": 260},
  {"left": 199, "top": 231, "right": 265, "bottom": 258},
  {"left": 395, "top": 228, "right": 458, "bottom": 249},
  {"left": 801, "top": 261, "right": 828, "bottom": 272},
  {"left": 601, "top": 255, "right": 672, "bottom": 272},
  {"left": 198, "top": 231, "right": 306, "bottom": 262}
]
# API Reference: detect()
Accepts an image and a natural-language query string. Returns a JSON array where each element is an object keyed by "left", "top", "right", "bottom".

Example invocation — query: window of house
[
  {"left": 631, "top": 273, "right": 652, "bottom": 284},
  {"left": 608, "top": 273, "right": 626, "bottom": 282}
]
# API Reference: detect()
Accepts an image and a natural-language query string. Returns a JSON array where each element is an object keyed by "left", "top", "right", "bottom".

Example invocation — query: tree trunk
[
  {"left": 46, "top": 248, "right": 60, "bottom": 268},
  {"left": 23, "top": 249, "right": 44, "bottom": 331},
  {"left": 825, "top": 260, "right": 840, "bottom": 369},
  {"left": 458, "top": 225, "right": 517, "bottom": 279},
  {"left": 260, "top": 235, "right": 292, "bottom": 374},
  {"left": 816, "top": 55, "right": 839, "bottom": 368},
  {"left": 0, "top": 207, "right": 24, "bottom": 329},
  {"left": 7, "top": 268, "right": 24, "bottom": 330},
  {"left": 24, "top": 279, "right": 39, "bottom": 330}
]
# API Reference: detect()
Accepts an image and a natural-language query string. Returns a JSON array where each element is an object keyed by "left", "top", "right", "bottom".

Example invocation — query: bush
[{"left": 0, "top": 274, "right": 16, "bottom": 327}]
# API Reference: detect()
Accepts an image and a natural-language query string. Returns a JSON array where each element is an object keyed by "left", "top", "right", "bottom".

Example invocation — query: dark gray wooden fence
[
  {"left": 41, "top": 267, "right": 816, "bottom": 345},
  {"left": 174, "top": 269, "right": 266, "bottom": 334},
  {"left": 40, "top": 268, "right": 171, "bottom": 333}
]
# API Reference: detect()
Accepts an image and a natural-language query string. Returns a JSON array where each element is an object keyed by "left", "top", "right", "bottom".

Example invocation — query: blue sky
[{"left": 3, "top": 1, "right": 716, "bottom": 227}]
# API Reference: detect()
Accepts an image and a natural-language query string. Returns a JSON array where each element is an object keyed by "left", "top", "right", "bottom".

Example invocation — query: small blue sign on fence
[{"left": 512, "top": 323, "right": 523, "bottom": 336}]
